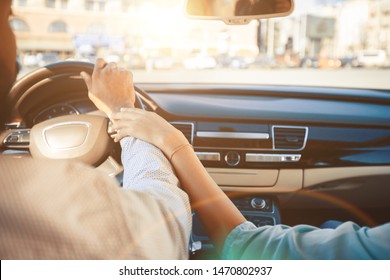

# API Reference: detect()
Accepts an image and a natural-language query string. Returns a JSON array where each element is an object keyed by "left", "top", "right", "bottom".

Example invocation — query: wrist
[
  {"left": 109, "top": 100, "right": 134, "bottom": 114},
  {"left": 89, "top": 92, "right": 134, "bottom": 116},
  {"left": 169, "top": 143, "right": 193, "bottom": 161},
  {"left": 156, "top": 128, "right": 189, "bottom": 158}
]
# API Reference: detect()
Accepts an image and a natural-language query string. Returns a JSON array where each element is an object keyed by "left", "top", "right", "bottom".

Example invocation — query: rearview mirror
[{"left": 185, "top": 0, "right": 294, "bottom": 24}]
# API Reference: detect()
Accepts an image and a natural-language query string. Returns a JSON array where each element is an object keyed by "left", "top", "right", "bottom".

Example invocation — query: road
[{"left": 132, "top": 68, "right": 390, "bottom": 90}]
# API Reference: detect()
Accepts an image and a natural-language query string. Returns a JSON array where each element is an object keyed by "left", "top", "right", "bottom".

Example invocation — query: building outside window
[
  {"left": 61, "top": 0, "right": 68, "bottom": 9},
  {"left": 98, "top": 0, "right": 106, "bottom": 12},
  {"left": 85, "top": 0, "right": 94, "bottom": 11},
  {"left": 9, "top": 18, "right": 30, "bottom": 32},
  {"left": 13, "top": 0, "right": 27, "bottom": 7},
  {"left": 121, "top": 0, "right": 131, "bottom": 12},
  {"left": 48, "top": 20, "right": 68, "bottom": 33},
  {"left": 45, "top": 0, "right": 56, "bottom": 8},
  {"left": 84, "top": 0, "right": 107, "bottom": 12}
]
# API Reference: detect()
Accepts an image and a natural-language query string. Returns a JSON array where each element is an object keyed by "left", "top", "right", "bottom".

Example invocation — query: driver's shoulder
[{"left": 0, "top": 156, "right": 118, "bottom": 195}]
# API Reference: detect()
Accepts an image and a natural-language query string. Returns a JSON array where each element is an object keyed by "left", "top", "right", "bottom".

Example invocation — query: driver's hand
[{"left": 80, "top": 58, "right": 135, "bottom": 116}]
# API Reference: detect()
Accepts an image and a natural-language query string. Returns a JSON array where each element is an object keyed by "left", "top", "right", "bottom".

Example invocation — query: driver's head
[{"left": 0, "top": 0, "right": 17, "bottom": 126}]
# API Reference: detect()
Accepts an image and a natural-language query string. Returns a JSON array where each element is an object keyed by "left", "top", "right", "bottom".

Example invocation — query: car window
[{"left": 11, "top": 0, "right": 390, "bottom": 90}]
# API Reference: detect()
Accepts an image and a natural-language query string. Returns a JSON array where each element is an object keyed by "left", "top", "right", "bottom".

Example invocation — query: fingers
[
  {"left": 95, "top": 58, "right": 107, "bottom": 69},
  {"left": 108, "top": 110, "right": 139, "bottom": 140},
  {"left": 110, "top": 108, "right": 146, "bottom": 120},
  {"left": 110, "top": 127, "right": 135, "bottom": 142},
  {"left": 108, "top": 109, "right": 150, "bottom": 142},
  {"left": 80, "top": 71, "right": 92, "bottom": 91},
  {"left": 81, "top": 59, "right": 122, "bottom": 92},
  {"left": 107, "top": 62, "right": 118, "bottom": 70},
  {"left": 94, "top": 58, "right": 133, "bottom": 78},
  {"left": 94, "top": 59, "right": 119, "bottom": 75},
  {"left": 111, "top": 119, "right": 137, "bottom": 132},
  {"left": 91, "top": 58, "right": 107, "bottom": 81}
]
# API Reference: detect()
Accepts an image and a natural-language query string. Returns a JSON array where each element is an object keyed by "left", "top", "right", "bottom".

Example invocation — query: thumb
[{"left": 80, "top": 71, "right": 92, "bottom": 91}]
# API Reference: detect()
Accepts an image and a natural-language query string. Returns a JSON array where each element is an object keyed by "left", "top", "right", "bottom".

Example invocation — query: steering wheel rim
[
  {"left": 8, "top": 61, "right": 93, "bottom": 123},
  {"left": 9, "top": 61, "right": 148, "bottom": 120},
  {"left": 7, "top": 60, "right": 149, "bottom": 166}
]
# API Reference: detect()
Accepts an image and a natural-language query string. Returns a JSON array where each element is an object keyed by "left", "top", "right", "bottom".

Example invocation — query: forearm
[
  {"left": 120, "top": 136, "right": 192, "bottom": 235},
  {"left": 170, "top": 144, "right": 246, "bottom": 250},
  {"left": 110, "top": 109, "right": 246, "bottom": 249}
]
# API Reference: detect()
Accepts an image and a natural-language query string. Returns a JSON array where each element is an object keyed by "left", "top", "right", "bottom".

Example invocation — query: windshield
[{"left": 11, "top": 0, "right": 390, "bottom": 90}]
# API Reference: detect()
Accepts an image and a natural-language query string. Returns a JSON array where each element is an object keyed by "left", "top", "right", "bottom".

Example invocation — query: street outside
[
  {"left": 18, "top": 67, "right": 390, "bottom": 90},
  {"left": 132, "top": 68, "right": 390, "bottom": 90}
]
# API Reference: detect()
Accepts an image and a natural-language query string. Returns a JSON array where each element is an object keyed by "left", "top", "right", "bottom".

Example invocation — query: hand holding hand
[
  {"left": 110, "top": 108, "right": 190, "bottom": 159},
  {"left": 80, "top": 58, "right": 135, "bottom": 116}
]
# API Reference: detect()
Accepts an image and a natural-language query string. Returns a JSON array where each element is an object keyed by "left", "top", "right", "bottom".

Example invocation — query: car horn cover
[{"left": 30, "top": 114, "right": 112, "bottom": 166}]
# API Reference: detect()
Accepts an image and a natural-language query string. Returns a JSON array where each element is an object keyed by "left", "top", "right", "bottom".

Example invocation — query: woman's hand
[
  {"left": 110, "top": 108, "right": 189, "bottom": 158},
  {"left": 80, "top": 58, "right": 135, "bottom": 116}
]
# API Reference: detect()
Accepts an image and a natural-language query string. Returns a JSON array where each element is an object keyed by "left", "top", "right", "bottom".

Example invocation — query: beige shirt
[{"left": 0, "top": 137, "right": 191, "bottom": 259}]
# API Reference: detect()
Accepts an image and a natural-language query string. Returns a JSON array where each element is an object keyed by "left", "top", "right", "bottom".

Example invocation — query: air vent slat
[
  {"left": 273, "top": 126, "right": 307, "bottom": 150},
  {"left": 170, "top": 122, "right": 194, "bottom": 144}
]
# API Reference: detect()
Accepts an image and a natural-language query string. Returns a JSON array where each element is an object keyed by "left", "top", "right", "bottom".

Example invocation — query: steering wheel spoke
[{"left": 2, "top": 129, "right": 31, "bottom": 149}]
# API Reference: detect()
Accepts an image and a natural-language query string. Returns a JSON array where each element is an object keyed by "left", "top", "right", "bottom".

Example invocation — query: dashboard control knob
[
  {"left": 225, "top": 151, "right": 240, "bottom": 166},
  {"left": 251, "top": 198, "right": 266, "bottom": 210}
]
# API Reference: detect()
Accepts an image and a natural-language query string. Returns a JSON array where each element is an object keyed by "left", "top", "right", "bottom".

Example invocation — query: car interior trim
[
  {"left": 33, "top": 103, "right": 79, "bottom": 125},
  {"left": 42, "top": 121, "right": 90, "bottom": 150},
  {"left": 304, "top": 166, "right": 390, "bottom": 188},
  {"left": 196, "top": 131, "right": 270, "bottom": 139},
  {"left": 2, "top": 129, "right": 30, "bottom": 149},
  {"left": 170, "top": 121, "right": 195, "bottom": 144},
  {"left": 272, "top": 125, "right": 309, "bottom": 151},
  {"left": 246, "top": 153, "right": 301, "bottom": 162},
  {"left": 195, "top": 152, "right": 221, "bottom": 161},
  {"left": 210, "top": 168, "right": 303, "bottom": 192},
  {"left": 96, "top": 156, "right": 124, "bottom": 177}
]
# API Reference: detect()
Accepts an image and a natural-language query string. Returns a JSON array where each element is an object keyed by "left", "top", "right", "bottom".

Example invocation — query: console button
[
  {"left": 225, "top": 151, "right": 240, "bottom": 166},
  {"left": 251, "top": 198, "right": 266, "bottom": 210}
]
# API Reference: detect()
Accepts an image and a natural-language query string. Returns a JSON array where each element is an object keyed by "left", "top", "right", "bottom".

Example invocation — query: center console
[{"left": 190, "top": 194, "right": 281, "bottom": 258}]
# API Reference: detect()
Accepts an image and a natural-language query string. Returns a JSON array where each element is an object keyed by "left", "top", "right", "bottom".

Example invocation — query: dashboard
[
  {"left": 5, "top": 82, "right": 390, "bottom": 194},
  {"left": 3, "top": 75, "right": 390, "bottom": 255},
  {"left": 144, "top": 84, "right": 390, "bottom": 171}
]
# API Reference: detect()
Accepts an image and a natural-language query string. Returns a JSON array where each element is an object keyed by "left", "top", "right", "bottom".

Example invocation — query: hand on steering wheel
[{"left": 80, "top": 58, "right": 135, "bottom": 116}]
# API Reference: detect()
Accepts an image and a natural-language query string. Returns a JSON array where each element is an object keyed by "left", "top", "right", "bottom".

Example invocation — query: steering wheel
[{"left": 4, "top": 61, "right": 152, "bottom": 167}]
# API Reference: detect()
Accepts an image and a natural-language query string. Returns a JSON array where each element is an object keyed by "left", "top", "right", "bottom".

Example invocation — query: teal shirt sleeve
[{"left": 222, "top": 221, "right": 390, "bottom": 259}]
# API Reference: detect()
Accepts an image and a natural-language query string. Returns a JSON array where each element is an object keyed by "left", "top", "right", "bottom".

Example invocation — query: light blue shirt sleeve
[{"left": 222, "top": 221, "right": 390, "bottom": 259}]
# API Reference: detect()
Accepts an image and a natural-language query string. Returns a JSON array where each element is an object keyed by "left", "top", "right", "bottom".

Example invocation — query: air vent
[
  {"left": 170, "top": 122, "right": 194, "bottom": 144},
  {"left": 273, "top": 126, "right": 308, "bottom": 150}
]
